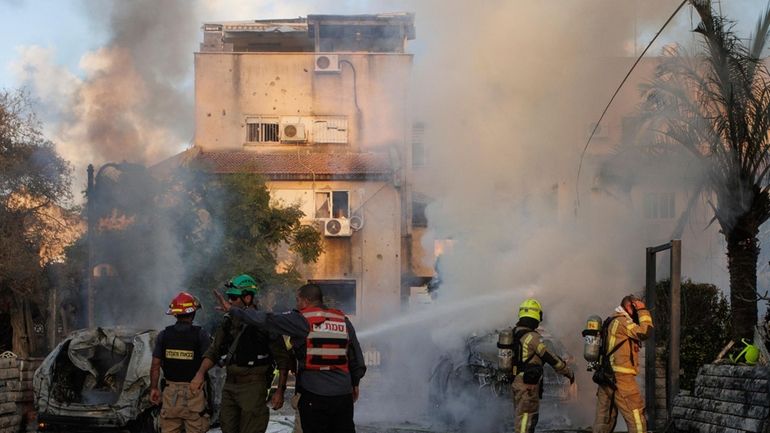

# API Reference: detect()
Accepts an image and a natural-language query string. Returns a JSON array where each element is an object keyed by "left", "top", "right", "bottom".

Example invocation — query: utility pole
[{"left": 86, "top": 164, "right": 95, "bottom": 328}]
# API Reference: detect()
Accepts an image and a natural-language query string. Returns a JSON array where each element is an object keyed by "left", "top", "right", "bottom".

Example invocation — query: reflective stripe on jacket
[
  {"left": 301, "top": 307, "right": 350, "bottom": 372},
  {"left": 607, "top": 308, "right": 653, "bottom": 375}
]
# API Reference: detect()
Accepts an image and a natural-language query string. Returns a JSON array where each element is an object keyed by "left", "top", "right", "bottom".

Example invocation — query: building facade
[{"left": 191, "top": 14, "right": 417, "bottom": 325}]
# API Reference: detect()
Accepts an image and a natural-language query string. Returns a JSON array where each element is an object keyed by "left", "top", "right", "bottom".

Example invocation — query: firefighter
[
  {"left": 150, "top": 292, "right": 211, "bottom": 433},
  {"left": 215, "top": 283, "right": 366, "bottom": 433},
  {"left": 512, "top": 298, "right": 575, "bottom": 433},
  {"left": 592, "top": 295, "right": 653, "bottom": 433},
  {"left": 190, "top": 274, "right": 291, "bottom": 433}
]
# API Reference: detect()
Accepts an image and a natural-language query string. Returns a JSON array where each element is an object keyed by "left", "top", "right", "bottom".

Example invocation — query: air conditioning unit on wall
[
  {"left": 314, "top": 54, "right": 340, "bottom": 73},
  {"left": 280, "top": 123, "right": 307, "bottom": 142},
  {"left": 324, "top": 218, "right": 352, "bottom": 237}
]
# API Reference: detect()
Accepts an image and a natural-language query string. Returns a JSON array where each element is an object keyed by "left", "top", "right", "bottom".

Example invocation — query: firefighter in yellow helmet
[
  {"left": 592, "top": 295, "right": 653, "bottom": 433},
  {"left": 512, "top": 299, "right": 574, "bottom": 433}
]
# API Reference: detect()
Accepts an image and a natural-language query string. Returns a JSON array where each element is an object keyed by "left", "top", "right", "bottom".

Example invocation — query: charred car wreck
[
  {"left": 34, "top": 328, "right": 160, "bottom": 432},
  {"left": 428, "top": 327, "right": 577, "bottom": 432}
]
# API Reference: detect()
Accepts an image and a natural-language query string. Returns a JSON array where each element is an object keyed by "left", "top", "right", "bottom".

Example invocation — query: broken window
[
  {"left": 315, "top": 191, "right": 349, "bottom": 219},
  {"left": 643, "top": 192, "right": 675, "bottom": 219},
  {"left": 245, "top": 117, "right": 279, "bottom": 143},
  {"left": 309, "top": 280, "right": 356, "bottom": 315}
]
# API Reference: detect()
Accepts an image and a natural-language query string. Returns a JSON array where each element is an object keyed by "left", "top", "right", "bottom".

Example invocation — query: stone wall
[
  {"left": 0, "top": 357, "right": 41, "bottom": 433},
  {"left": 671, "top": 364, "right": 770, "bottom": 433}
]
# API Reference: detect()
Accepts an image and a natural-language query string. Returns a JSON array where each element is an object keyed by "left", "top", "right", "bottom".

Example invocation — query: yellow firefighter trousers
[
  {"left": 159, "top": 382, "right": 210, "bottom": 433},
  {"left": 512, "top": 375, "right": 540, "bottom": 433},
  {"left": 592, "top": 374, "right": 646, "bottom": 433}
]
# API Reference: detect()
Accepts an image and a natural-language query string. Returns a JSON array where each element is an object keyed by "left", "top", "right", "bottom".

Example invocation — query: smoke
[{"left": 6, "top": 0, "right": 765, "bottom": 429}]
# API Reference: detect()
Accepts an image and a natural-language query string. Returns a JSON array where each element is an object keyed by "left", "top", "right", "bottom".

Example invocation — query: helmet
[
  {"left": 731, "top": 338, "right": 760, "bottom": 365},
  {"left": 166, "top": 292, "right": 201, "bottom": 316},
  {"left": 226, "top": 274, "right": 259, "bottom": 297},
  {"left": 518, "top": 298, "right": 543, "bottom": 321}
]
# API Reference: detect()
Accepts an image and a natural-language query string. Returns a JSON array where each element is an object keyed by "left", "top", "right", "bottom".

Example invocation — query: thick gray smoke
[{"left": 7, "top": 0, "right": 767, "bottom": 429}]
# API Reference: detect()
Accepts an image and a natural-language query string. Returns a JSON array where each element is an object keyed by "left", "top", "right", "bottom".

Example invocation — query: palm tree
[{"left": 641, "top": 1, "right": 770, "bottom": 339}]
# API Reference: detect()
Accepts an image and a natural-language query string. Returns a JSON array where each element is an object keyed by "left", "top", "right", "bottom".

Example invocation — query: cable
[
  {"left": 574, "top": 0, "right": 689, "bottom": 215},
  {"left": 339, "top": 60, "right": 362, "bottom": 113}
]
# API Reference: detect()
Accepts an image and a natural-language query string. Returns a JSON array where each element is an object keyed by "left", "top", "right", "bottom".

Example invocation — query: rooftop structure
[{"left": 201, "top": 13, "right": 416, "bottom": 53}]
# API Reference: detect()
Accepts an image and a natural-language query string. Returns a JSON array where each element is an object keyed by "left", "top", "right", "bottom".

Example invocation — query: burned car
[
  {"left": 428, "top": 327, "right": 577, "bottom": 432},
  {"left": 34, "top": 327, "right": 160, "bottom": 432}
]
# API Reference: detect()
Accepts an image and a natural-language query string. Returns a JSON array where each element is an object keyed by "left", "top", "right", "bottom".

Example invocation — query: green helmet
[
  {"left": 731, "top": 338, "right": 760, "bottom": 365},
  {"left": 227, "top": 274, "right": 259, "bottom": 296}
]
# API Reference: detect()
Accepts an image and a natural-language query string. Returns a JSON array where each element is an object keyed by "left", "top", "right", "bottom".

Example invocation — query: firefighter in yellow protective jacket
[
  {"left": 592, "top": 295, "right": 653, "bottom": 433},
  {"left": 513, "top": 299, "right": 574, "bottom": 433}
]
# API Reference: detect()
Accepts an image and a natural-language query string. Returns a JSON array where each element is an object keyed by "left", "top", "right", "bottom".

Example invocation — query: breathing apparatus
[
  {"left": 582, "top": 315, "right": 603, "bottom": 371},
  {"left": 497, "top": 328, "right": 514, "bottom": 374}
]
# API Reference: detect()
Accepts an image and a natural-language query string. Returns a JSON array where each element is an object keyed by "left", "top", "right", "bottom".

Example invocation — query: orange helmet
[{"left": 166, "top": 292, "right": 201, "bottom": 316}]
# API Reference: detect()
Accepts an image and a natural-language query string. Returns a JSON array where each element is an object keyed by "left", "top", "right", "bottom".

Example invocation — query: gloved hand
[{"left": 564, "top": 368, "right": 575, "bottom": 385}]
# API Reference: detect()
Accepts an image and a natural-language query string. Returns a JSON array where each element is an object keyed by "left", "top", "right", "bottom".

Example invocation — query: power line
[{"left": 574, "top": 0, "right": 689, "bottom": 216}]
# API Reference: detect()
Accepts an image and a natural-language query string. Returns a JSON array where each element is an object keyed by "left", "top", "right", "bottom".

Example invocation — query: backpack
[{"left": 591, "top": 316, "right": 625, "bottom": 390}]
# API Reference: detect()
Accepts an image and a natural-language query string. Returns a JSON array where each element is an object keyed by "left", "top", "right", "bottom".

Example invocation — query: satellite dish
[{"left": 350, "top": 215, "right": 364, "bottom": 231}]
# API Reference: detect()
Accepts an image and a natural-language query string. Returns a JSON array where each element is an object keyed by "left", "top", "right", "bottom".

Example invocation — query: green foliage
[
  {"left": 85, "top": 165, "right": 323, "bottom": 326},
  {"left": 653, "top": 279, "right": 731, "bottom": 390},
  {"left": 0, "top": 89, "right": 71, "bottom": 303},
  {"left": 641, "top": 1, "right": 770, "bottom": 339}
]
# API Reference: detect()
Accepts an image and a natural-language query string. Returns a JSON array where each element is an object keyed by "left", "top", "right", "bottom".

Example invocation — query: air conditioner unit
[
  {"left": 314, "top": 54, "right": 340, "bottom": 73},
  {"left": 324, "top": 218, "right": 352, "bottom": 237},
  {"left": 280, "top": 123, "right": 307, "bottom": 142}
]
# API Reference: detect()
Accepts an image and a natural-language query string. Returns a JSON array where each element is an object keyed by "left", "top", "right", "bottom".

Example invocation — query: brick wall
[{"left": 0, "top": 357, "right": 42, "bottom": 433}]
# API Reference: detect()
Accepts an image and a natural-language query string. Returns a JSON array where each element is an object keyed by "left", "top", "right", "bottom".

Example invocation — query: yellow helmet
[{"left": 518, "top": 298, "right": 543, "bottom": 321}]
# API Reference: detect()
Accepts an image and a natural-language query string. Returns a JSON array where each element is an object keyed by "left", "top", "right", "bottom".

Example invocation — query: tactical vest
[
  {"left": 160, "top": 324, "right": 202, "bottom": 382},
  {"left": 231, "top": 324, "right": 273, "bottom": 367},
  {"left": 301, "top": 307, "right": 349, "bottom": 372}
]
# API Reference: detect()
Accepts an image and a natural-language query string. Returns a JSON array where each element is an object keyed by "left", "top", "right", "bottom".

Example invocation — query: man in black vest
[
  {"left": 190, "top": 274, "right": 291, "bottom": 433},
  {"left": 150, "top": 292, "right": 211, "bottom": 433}
]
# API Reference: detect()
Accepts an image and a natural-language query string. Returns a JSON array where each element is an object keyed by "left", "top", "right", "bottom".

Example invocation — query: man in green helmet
[{"left": 190, "top": 274, "right": 291, "bottom": 433}]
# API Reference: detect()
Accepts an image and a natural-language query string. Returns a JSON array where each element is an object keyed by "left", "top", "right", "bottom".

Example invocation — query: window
[
  {"left": 309, "top": 280, "right": 356, "bottom": 315},
  {"left": 412, "top": 122, "right": 426, "bottom": 167},
  {"left": 313, "top": 118, "right": 348, "bottom": 144},
  {"left": 245, "top": 117, "right": 279, "bottom": 143},
  {"left": 315, "top": 191, "right": 349, "bottom": 219},
  {"left": 412, "top": 201, "right": 428, "bottom": 227},
  {"left": 643, "top": 192, "right": 675, "bottom": 219}
]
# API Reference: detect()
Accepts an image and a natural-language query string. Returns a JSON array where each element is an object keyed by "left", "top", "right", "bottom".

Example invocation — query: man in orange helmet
[{"left": 150, "top": 292, "right": 211, "bottom": 433}]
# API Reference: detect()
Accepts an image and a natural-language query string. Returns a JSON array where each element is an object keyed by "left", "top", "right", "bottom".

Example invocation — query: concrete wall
[
  {"left": 194, "top": 53, "right": 413, "bottom": 152},
  {"left": 0, "top": 357, "right": 40, "bottom": 433},
  {"left": 269, "top": 180, "right": 402, "bottom": 327}
]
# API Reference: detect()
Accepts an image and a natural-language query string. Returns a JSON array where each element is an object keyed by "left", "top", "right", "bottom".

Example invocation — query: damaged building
[{"left": 160, "top": 14, "right": 434, "bottom": 326}]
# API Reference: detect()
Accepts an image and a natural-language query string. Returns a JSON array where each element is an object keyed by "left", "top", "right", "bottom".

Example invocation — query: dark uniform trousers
[{"left": 298, "top": 389, "right": 355, "bottom": 433}]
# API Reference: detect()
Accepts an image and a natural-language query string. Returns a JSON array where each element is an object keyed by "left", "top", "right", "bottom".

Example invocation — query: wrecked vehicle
[
  {"left": 428, "top": 327, "right": 577, "bottom": 432},
  {"left": 34, "top": 327, "right": 160, "bottom": 432}
]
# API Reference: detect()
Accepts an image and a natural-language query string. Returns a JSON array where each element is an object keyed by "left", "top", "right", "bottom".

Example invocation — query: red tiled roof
[{"left": 193, "top": 150, "right": 393, "bottom": 180}]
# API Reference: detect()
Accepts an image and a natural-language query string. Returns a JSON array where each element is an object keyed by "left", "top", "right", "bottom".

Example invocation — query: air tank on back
[
  {"left": 497, "top": 328, "right": 514, "bottom": 372},
  {"left": 582, "top": 315, "right": 603, "bottom": 366}
]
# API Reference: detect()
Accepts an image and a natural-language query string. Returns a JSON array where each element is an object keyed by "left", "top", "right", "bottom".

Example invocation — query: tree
[
  {"left": 641, "top": 1, "right": 770, "bottom": 339},
  {"left": 0, "top": 89, "right": 72, "bottom": 355},
  {"left": 86, "top": 165, "right": 322, "bottom": 327},
  {"left": 653, "top": 279, "right": 731, "bottom": 390}
]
